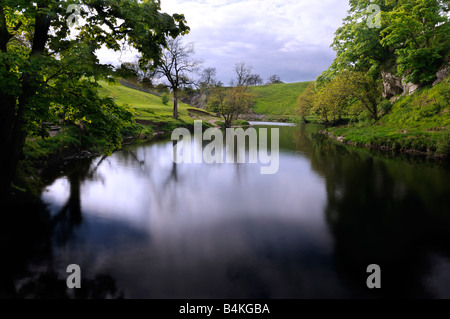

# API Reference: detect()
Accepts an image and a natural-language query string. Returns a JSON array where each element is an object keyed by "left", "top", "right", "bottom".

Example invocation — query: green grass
[
  {"left": 249, "top": 82, "right": 312, "bottom": 116},
  {"left": 99, "top": 80, "right": 216, "bottom": 132},
  {"left": 328, "top": 78, "right": 450, "bottom": 156}
]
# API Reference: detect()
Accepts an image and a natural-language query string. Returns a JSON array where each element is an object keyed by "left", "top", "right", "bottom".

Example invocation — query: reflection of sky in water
[
  {"left": 41, "top": 135, "right": 340, "bottom": 298},
  {"left": 40, "top": 125, "right": 450, "bottom": 298},
  {"left": 43, "top": 140, "right": 329, "bottom": 235}
]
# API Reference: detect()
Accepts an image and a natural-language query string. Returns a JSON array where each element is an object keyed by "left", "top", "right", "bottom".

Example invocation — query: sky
[{"left": 98, "top": 0, "right": 350, "bottom": 84}]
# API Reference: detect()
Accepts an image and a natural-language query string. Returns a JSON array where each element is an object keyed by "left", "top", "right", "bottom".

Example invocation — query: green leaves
[
  {"left": 312, "top": 71, "right": 383, "bottom": 123},
  {"left": 381, "top": 0, "right": 449, "bottom": 84},
  {"left": 321, "top": 0, "right": 449, "bottom": 87},
  {"left": 1, "top": 0, "right": 189, "bottom": 156}
]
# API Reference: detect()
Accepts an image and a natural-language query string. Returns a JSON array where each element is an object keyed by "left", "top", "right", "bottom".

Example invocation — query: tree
[
  {"left": 234, "top": 62, "right": 253, "bottom": 86},
  {"left": 162, "top": 93, "right": 170, "bottom": 105},
  {"left": 381, "top": 0, "right": 450, "bottom": 84},
  {"left": 198, "top": 67, "right": 217, "bottom": 107},
  {"left": 319, "top": 0, "right": 449, "bottom": 87},
  {"left": 200, "top": 67, "right": 217, "bottom": 87},
  {"left": 0, "top": 0, "right": 189, "bottom": 194},
  {"left": 345, "top": 71, "right": 383, "bottom": 121},
  {"left": 248, "top": 74, "right": 263, "bottom": 86},
  {"left": 297, "top": 82, "right": 316, "bottom": 122},
  {"left": 155, "top": 83, "right": 169, "bottom": 94},
  {"left": 152, "top": 37, "right": 203, "bottom": 119},
  {"left": 313, "top": 71, "right": 383, "bottom": 123},
  {"left": 320, "top": 0, "right": 395, "bottom": 84},
  {"left": 115, "top": 62, "right": 141, "bottom": 81},
  {"left": 141, "top": 76, "right": 154, "bottom": 90},
  {"left": 208, "top": 85, "right": 255, "bottom": 128},
  {"left": 268, "top": 74, "right": 282, "bottom": 84},
  {"left": 116, "top": 62, "right": 155, "bottom": 89},
  {"left": 207, "top": 63, "right": 255, "bottom": 127}
]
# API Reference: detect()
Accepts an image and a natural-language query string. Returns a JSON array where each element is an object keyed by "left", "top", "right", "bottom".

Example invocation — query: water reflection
[
  {"left": 308, "top": 133, "right": 450, "bottom": 298},
  {"left": 5, "top": 124, "right": 450, "bottom": 298},
  {"left": 0, "top": 170, "right": 123, "bottom": 299}
]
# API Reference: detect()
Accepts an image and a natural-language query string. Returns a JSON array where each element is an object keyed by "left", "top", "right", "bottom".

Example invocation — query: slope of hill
[
  {"left": 328, "top": 77, "right": 450, "bottom": 157},
  {"left": 249, "top": 81, "right": 312, "bottom": 116},
  {"left": 99, "top": 81, "right": 215, "bottom": 131}
]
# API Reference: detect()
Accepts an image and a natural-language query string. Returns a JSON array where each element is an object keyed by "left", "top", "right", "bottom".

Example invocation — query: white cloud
[{"left": 97, "top": 0, "right": 350, "bottom": 83}]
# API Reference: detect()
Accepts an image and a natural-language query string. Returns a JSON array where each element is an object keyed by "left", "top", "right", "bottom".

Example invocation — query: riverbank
[
  {"left": 323, "top": 79, "right": 450, "bottom": 159},
  {"left": 15, "top": 117, "right": 217, "bottom": 198}
]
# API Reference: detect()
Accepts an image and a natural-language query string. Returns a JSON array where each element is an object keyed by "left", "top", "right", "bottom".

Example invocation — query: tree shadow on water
[
  {"left": 303, "top": 131, "right": 450, "bottom": 298},
  {"left": 0, "top": 157, "right": 124, "bottom": 299}
]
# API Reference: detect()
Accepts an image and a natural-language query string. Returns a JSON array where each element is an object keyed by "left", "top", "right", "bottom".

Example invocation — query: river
[{"left": 18, "top": 123, "right": 450, "bottom": 298}]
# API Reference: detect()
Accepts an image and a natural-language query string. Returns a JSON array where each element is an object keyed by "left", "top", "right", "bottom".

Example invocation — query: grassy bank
[
  {"left": 326, "top": 78, "right": 450, "bottom": 157},
  {"left": 99, "top": 80, "right": 217, "bottom": 132},
  {"left": 248, "top": 81, "right": 311, "bottom": 121}
]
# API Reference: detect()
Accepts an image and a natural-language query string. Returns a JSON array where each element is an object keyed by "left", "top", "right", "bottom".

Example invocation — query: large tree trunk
[
  {"left": 0, "top": 8, "right": 51, "bottom": 196},
  {"left": 0, "top": 73, "right": 35, "bottom": 197},
  {"left": 0, "top": 95, "right": 17, "bottom": 196},
  {"left": 173, "top": 89, "right": 179, "bottom": 119}
]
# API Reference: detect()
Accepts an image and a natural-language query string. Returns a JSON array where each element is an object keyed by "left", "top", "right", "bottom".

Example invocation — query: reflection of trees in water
[
  {"left": 119, "top": 140, "right": 251, "bottom": 214},
  {"left": 118, "top": 144, "right": 182, "bottom": 214},
  {"left": 51, "top": 156, "right": 109, "bottom": 244},
  {"left": 294, "top": 128, "right": 450, "bottom": 298},
  {"left": 0, "top": 157, "right": 123, "bottom": 299},
  {"left": 16, "top": 271, "right": 122, "bottom": 299}
]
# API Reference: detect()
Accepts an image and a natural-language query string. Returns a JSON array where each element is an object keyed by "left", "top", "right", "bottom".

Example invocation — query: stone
[
  {"left": 381, "top": 71, "right": 403, "bottom": 98},
  {"left": 433, "top": 63, "right": 450, "bottom": 86},
  {"left": 402, "top": 76, "right": 420, "bottom": 95}
]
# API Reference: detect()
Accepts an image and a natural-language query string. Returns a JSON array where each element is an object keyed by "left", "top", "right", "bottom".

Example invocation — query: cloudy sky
[{"left": 99, "top": 0, "right": 350, "bottom": 83}]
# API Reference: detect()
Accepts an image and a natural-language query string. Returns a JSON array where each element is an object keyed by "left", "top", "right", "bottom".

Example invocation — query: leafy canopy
[{"left": 0, "top": 0, "right": 189, "bottom": 153}]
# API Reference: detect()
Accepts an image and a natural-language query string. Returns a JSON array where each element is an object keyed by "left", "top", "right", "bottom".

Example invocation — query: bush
[
  {"left": 233, "top": 120, "right": 250, "bottom": 126},
  {"left": 436, "top": 131, "right": 450, "bottom": 157},
  {"left": 379, "top": 99, "right": 392, "bottom": 115},
  {"left": 156, "top": 84, "right": 169, "bottom": 94},
  {"left": 161, "top": 93, "right": 170, "bottom": 105}
]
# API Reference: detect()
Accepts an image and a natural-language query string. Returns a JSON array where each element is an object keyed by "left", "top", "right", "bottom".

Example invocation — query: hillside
[
  {"left": 249, "top": 81, "right": 311, "bottom": 116},
  {"left": 327, "top": 78, "right": 450, "bottom": 157},
  {"left": 99, "top": 81, "right": 216, "bottom": 131}
]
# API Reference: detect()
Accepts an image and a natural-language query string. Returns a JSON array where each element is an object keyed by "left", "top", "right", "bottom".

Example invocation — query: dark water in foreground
[{"left": 4, "top": 124, "right": 450, "bottom": 298}]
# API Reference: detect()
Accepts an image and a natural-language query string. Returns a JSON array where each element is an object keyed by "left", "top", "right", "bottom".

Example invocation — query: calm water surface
[{"left": 37, "top": 124, "right": 450, "bottom": 298}]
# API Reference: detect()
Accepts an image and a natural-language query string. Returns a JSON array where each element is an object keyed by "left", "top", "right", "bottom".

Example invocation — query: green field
[
  {"left": 99, "top": 81, "right": 191, "bottom": 120},
  {"left": 249, "top": 82, "right": 312, "bottom": 116},
  {"left": 99, "top": 81, "right": 216, "bottom": 132}
]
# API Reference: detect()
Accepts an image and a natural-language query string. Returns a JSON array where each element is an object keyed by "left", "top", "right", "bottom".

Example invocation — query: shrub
[
  {"left": 436, "top": 131, "right": 450, "bottom": 157},
  {"left": 162, "top": 93, "right": 170, "bottom": 105}
]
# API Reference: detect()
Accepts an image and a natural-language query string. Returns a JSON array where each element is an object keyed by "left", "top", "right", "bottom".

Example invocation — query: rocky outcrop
[
  {"left": 433, "top": 63, "right": 450, "bottom": 86},
  {"left": 180, "top": 91, "right": 208, "bottom": 109},
  {"left": 402, "top": 76, "right": 420, "bottom": 95},
  {"left": 381, "top": 71, "right": 421, "bottom": 97},
  {"left": 381, "top": 71, "right": 403, "bottom": 98}
]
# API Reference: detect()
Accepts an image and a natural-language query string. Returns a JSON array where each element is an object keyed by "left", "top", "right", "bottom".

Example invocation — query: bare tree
[
  {"left": 200, "top": 67, "right": 217, "bottom": 87},
  {"left": 153, "top": 37, "right": 203, "bottom": 119},
  {"left": 248, "top": 74, "right": 263, "bottom": 86},
  {"left": 268, "top": 74, "right": 282, "bottom": 84},
  {"left": 234, "top": 62, "right": 253, "bottom": 86}
]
